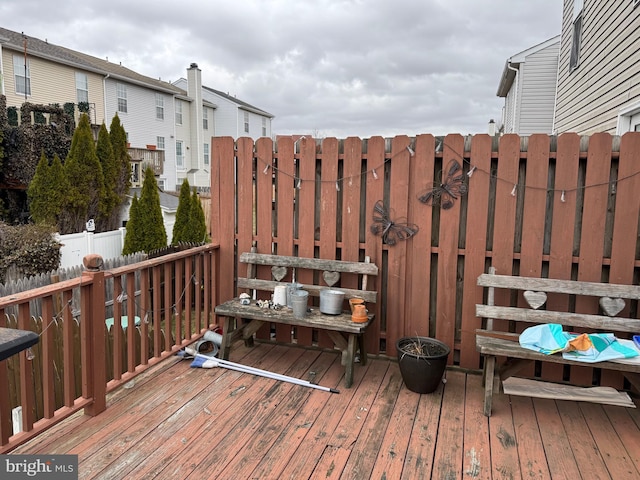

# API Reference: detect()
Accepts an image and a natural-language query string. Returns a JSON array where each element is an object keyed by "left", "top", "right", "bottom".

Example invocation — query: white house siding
[
  {"left": 1, "top": 50, "right": 105, "bottom": 124},
  {"left": 174, "top": 97, "right": 194, "bottom": 190},
  {"left": 503, "top": 77, "right": 518, "bottom": 133},
  {"left": 104, "top": 79, "right": 178, "bottom": 191},
  {"left": 237, "top": 108, "right": 272, "bottom": 139},
  {"left": 554, "top": 0, "right": 640, "bottom": 134},
  {"left": 517, "top": 46, "right": 559, "bottom": 135}
]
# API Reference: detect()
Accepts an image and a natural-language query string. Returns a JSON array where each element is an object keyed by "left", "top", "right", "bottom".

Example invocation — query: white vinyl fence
[{"left": 56, "top": 228, "right": 126, "bottom": 269}]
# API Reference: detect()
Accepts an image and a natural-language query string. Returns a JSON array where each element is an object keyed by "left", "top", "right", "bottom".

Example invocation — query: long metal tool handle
[{"left": 187, "top": 349, "right": 339, "bottom": 393}]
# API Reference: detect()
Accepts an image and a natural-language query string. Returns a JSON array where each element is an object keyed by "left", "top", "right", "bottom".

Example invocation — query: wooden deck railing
[{"left": 0, "top": 244, "right": 219, "bottom": 453}]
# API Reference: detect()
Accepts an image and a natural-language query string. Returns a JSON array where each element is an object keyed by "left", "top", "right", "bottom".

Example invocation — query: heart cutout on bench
[
  {"left": 599, "top": 297, "right": 625, "bottom": 317},
  {"left": 271, "top": 266, "right": 288, "bottom": 282},
  {"left": 523, "top": 291, "right": 547, "bottom": 310},
  {"left": 323, "top": 271, "right": 341, "bottom": 287}
]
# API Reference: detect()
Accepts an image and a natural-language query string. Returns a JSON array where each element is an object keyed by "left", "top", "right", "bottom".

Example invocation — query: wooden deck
[{"left": 13, "top": 342, "right": 640, "bottom": 479}]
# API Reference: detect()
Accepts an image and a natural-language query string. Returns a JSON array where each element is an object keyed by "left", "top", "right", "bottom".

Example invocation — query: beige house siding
[
  {"left": 554, "top": 0, "right": 640, "bottom": 134},
  {"left": 2, "top": 49, "right": 106, "bottom": 124}
]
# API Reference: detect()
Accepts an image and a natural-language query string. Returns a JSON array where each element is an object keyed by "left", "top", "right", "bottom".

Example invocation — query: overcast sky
[{"left": 2, "top": 0, "right": 562, "bottom": 139}]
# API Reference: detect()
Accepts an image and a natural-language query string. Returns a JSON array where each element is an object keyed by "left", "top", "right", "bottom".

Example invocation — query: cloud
[{"left": 0, "top": 0, "right": 562, "bottom": 138}]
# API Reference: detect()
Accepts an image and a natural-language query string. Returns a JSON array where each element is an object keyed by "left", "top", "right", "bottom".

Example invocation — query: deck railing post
[{"left": 81, "top": 254, "right": 107, "bottom": 416}]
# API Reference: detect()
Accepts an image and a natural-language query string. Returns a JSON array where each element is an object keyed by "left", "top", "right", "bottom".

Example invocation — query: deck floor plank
[
  {"left": 488, "top": 383, "right": 523, "bottom": 480},
  {"left": 511, "top": 395, "right": 552, "bottom": 479},
  {"left": 369, "top": 366, "right": 421, "bottom": 480},
  {"left": 580, "top": 402, "right": 640, "bottom": 479},
  {"left": 127, "top": 345, "right": 308, "bottom": 480},
  {"left": 82, "top": 344, "right": 284, "bottom": 479},
  {"left": 339, "top": 363, "right": 404, "bottom": 479},
  {"left": 555, "top": 400, "right": 611, "bottom": 479},
  {"left": 247, "top": 353, "right": 345, "bottom": 479},
  {"left": 462, "top": 373, "right": 492, "bottom": 479},
  {"left": 532, "top": 398, "right": 582, "bottom": 479},
  {"left": 400, "top": 375, "right": 445, "bottom": 479},
  {"left": 9, "top": 342, "right": 640, "bottom": 480},
  {"left": 432, "top": 370, "right": 465, "bottom": 480}
]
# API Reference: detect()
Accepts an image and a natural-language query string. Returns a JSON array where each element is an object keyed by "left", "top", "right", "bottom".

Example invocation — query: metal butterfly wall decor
[
  {"left": 418, "top": 159, "right": 468, "bottom": 209},
  {"left": 370, "top": 200, "right": 419, "bottom": 246}
]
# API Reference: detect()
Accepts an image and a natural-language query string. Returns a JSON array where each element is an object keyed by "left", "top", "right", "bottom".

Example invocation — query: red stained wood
[
  {"left": 12, "top": 346, "right": 639, "bottom": 479},
  {"left": 385, "top": 136, "right": 412, "bottom": 357},
  {"left": 406, "top": 134, "right": 435, "bottom": 339},
  {"left": 533, "top": 398, "right": 581, "bottom": 478},
  {"left": 545, "top": 132, "right": 580, "bottom": 382},
  {"left": 573, "top": 133, "right": 613, "bottom": 385},
  {"left": 435, "top": 134, "right": 464, "bottom": 360},
  {"left": 295, "top": 136, "right": 317, "bottom": 346},
  {"left": 462, "top": 374, "right": 492, "bottom": 480},
  {"left": 488, "top": 389, "right": 522, "bottom": 480},
  {"left": 460, "top": 134, "right": 492, "bottom": 369},
  {"left": 491, "top": 134, "right": 520, "bottom": 328},
  {"left": 212, "top": 137, "right": 236, "bottom": 304},
  {"left": 556, "top": 400, "right": 611, "bottom": 478},
  {"left": 363, "top": 136, "right": 385, "bottom": 355},
  {"left": 580, "top": 402, "right": 640, "bottom": 479},
  {"left": 317, "top": 138, "right": 340, "bottom": 349},
  {"left": 431, "top": 370, "right": 465, "bottom": 480},
  {"left": 510, "top": 396, "right": 552, "bottom": 479},
  {"left": 369, "top": 364, "right": 420, "bottom": 480}
]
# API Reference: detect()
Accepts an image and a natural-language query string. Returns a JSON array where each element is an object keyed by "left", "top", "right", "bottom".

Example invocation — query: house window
[
  {"left": 76, "top": 72, "right": 89, "bottom": 104},
  {"left": 262, "top": 117, "right": 267, "bottom": 137},
  {"left": 244, "top": 112, "right": 249, "bottom": 133},
  {"left": 176, "top": 140, "right": 184, "bottom": 168},
  {"left": 13, "top": 55, "right": 31, "bottom": 96},
  {"left": 157, "top": 136, "right": 165, "bottom": 150},
  {"left": 175, "top": 100, "right": 183, "bottom": 125},
  {"left": 117, "top": 83, "right": 128, "bottom": 113},
  {"left": 616, "top": 102, "right": 640, "bottom": 134},
  {"left": 203, "top": 143, "right": 209, "bottom": 166},
  {"left": 155, "top": 94, "right": 164, "bottom": 120},
  {"left": 570, "top": 0, "right": 583, "bottom": 71},
  {"left": 131, "top": 162, "right": 140, "bottom": 186},
  {"left": 203, "top": 108, "right": 209, "bottom": 130}
]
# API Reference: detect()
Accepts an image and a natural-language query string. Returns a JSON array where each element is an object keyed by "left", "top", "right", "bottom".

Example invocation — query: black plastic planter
[{"left": 396, "top": 336, "right": 450, "bottom": 394}]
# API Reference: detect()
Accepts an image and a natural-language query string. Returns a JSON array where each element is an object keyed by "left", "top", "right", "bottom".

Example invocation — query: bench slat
[
  {"left": 476, "top": 333, "right": 640, "bottom": 374},
  {"left": 215, "top": 299, "right": 371, "bottom": 334},
  {"left": 237, "top": 278, "right": 377, "bottom": 303},
  {"left": 477, "top": 273, "right": 640, "bottom": 299},
  {"left": 239, "top": 253, "right": 379, "bottom": 275},
  {"left": 476, "top": 304, "right": 640, "bottom": 333}
]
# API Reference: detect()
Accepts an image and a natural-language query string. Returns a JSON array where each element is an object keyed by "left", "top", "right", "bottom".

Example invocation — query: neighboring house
[
  {"left": 172, "top": 66, "right": 274, "bottom": 190},
  {"left": 496, "top": 36, "right": 560, "bottom": 135},
  {"left": 173, "top": 74, "right": 274, "bottom": 140},
  {"left": 0, "top": 27, "right": 107, "bottom": 125},
  {"left": 121, "top": 187, "right": 179, "bottom": 244},
  {"left": 0, "top": 26, "right": 274, "bottom": 195},
  {"left": 554, "top": 0, "right": 640, "bottom": 134},
  {"left": 60, "top": 48, "right": 184, "bottom": 191}
]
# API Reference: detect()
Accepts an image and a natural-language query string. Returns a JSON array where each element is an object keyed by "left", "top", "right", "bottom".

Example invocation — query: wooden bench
[
  {"left": 214, "top": 252, "right": 378, "bottom": 387},
  {"left": 476, "top": 267, "right": 640, "bottom": 416}
]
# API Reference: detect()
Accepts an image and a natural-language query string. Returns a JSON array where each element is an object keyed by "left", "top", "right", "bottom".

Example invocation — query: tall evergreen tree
[
  {"left": 184, "top": 190, "right": 209, "bottom": 243},
  {"left": 122, "top": 194, "right": 142, "bottom": 255},
  {"left": 135, "top": 166, "right": 167, "bottom": 252},
  {"left": 171, "top": 179, "right": 192, "bottom": 244},
  {"left": 27, "top": 152, "right": 67, "bottom": 226},
  {"left": 96, "top": 122, "right": 120, "bottom": 231},
  {"left": 109, "top": 114, "right": 131, "bottom": 205},
  {"left": 60, "top": 114, "right": 105, "bottom": 233}
]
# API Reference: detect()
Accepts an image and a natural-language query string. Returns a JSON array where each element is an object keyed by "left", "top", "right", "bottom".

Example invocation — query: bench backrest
[
  {"left": 237, "top": 252, "right": 378, "bottom": 303},
  {"left": 476, "top": 269, "right": 640, "bottom": 334}
]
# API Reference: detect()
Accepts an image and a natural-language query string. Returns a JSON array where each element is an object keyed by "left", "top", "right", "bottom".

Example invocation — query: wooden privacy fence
[{"left": 211, "top": 132, "right": 640, "bottom": 380}]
